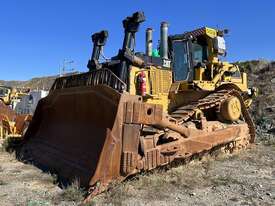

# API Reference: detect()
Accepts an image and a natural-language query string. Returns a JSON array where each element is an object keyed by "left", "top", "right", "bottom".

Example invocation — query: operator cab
[
  {"left": 169, "top": 27, "right": 227, "bottom": 82},
  {"left": 0, "top": 86, "right": 11, "bottom": 98}
]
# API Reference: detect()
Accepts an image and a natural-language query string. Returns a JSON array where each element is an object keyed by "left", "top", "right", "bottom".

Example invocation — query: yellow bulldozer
[
  {"left": 21, "top": 12, "right": 257, "bottom": 200},
  {"left": 0, "top": 86, "right": 31, "bottom": 139},
  {"left": 0, "top": 85, "right": 13, "bottom": 105},
  {"left": 0, "top": 85, "right": 28, "bottom": 105}
]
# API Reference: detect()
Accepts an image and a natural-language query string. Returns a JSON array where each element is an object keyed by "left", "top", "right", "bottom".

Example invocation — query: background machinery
[
  {"left": 0, "top": 85, "right": 14, "bottom": 105},
  {"left": 0, "top": 86, "right": 31, "bottom": 139},
  {"left": 0, "top": 85, "right": 29, "bottom": 106},
  {"left": 21, "top": 12, "right": 256, "bottom": 200}
]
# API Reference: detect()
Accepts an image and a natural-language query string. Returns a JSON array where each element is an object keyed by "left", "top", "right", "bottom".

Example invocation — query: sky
[{"left": 0, "top": 0, "right": 274, "bottom": 80}]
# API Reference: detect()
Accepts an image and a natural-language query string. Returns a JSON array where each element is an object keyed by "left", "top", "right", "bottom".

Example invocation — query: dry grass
[
  {"left": 98, "top": 159, "right": 216, "bottom": 204},
  {"left": 264, "top": 138, "right": 275, "bottom": 147},
  {"left": 0, "top": 165, "right": 4, "bottom": 173},
  {"left": 58, "top": 179, "right": 85, "bottom": 202},
  {"left": 210, "top": 175, "right": 242, "bottom": 187},
  {"left": 1, "top": 136, "right": 23, "bottom": 153},
  {"left": 94, "top": 152, "right": 255, "bottom": 205},
  {"left": 0, "top": 178, "right": 8, "bottom": 185},
  {"left": 25, "top": 199, "right": 52, "bottom": 206}
]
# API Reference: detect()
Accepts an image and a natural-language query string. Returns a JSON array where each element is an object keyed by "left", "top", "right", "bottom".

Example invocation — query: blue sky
[{"left": 0, "top": 0, "right": 274, "bottom": 80}]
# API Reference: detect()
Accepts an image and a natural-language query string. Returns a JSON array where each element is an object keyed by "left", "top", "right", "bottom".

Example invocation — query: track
[{"left": 170, "top": 89, "right": 256, "bottom": 143}]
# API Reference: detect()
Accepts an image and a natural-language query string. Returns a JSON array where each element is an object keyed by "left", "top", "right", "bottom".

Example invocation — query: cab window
[
  {"left": 192, "top": 42, "right": 208, "bottom": 66},
  {"left": 172, "top": 41, "right": 190, "bottom": 81}
]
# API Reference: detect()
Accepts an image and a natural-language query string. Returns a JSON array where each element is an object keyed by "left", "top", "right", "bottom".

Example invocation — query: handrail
[{"left": 51, "top": 68, "right": 126, "bottom": 93}]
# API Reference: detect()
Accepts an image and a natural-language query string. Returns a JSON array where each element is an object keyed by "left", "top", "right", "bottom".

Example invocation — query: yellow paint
[
  {"left": 194, "top": 67, "right": 205, "bottom": 81},
  {"left": 205, "top": 27, "right": 217, "bottom": 38},
  {"left": 0, "top": 126, "right": 3, "bottom": 139},
  {"left": 128, "top": 27, "right": 251, "bottom": 113},
  {"left": 129, "top": 65, "right": 172, "bottom": 112}
]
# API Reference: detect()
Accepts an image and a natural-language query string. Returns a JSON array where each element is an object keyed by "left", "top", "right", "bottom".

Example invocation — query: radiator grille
[{"left": 150, "top": 69, "right": 172, "bottom": 95}]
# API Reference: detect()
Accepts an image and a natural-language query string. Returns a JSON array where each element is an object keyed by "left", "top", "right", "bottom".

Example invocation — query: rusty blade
[{"left": 21, "top": 85, "right": 138, "bottom": 188}]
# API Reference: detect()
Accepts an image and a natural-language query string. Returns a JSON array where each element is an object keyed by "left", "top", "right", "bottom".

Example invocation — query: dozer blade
[{"left": 21, "top": 85, "right": 139, "bottom": 188}]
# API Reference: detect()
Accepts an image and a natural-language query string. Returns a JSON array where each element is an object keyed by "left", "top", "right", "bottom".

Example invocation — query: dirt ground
[{"left": 0, "top": 136, "right": 274, "bottom": 206}]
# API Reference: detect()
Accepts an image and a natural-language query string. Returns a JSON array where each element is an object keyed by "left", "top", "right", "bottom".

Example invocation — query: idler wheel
[{"left": 220, "top": 96, "right": 241, "bottom": 121}]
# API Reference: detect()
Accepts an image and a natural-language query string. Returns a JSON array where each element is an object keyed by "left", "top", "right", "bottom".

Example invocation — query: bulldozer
[
  {"left": 20, "top": 12, "right": 256, "bottom": 200},
  {"left": 0, "top": 85, "right": 13, "bottom": 105},
  {"left": 0, "top": 86, "right": 31, "bottom": 139},
  {"left": 0, "top": 100, "right": 16, "bottom": 138},
  {"left": 0, "top": 85, "right": 28, "bottom": 106}
]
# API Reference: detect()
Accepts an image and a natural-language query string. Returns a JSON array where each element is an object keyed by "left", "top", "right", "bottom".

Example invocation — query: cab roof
[{"left": 169, "top": 27, "right": 219, "bottom": 41}]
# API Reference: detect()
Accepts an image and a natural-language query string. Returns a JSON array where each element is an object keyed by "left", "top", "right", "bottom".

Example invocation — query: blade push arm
[{"left": 87, "top": 30, "right": 108, "bottom": 71}]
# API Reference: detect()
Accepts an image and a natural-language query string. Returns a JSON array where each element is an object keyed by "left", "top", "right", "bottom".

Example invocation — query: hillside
[
  {"left": 0, "top": 72, "right": 80, "bottom": 90},
  {"left": 236, "top": 60, "right": 275, "bottom": 129},
  {"left": 0, "top": 76, "right": 57, "bottom": 90}
]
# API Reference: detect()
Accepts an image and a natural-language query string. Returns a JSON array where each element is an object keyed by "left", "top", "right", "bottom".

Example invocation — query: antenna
[{"left": 59, "top": 59, "right": 75, "bottom": 77}]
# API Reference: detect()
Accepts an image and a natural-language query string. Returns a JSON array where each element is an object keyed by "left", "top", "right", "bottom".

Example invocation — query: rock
[
  {"left": 176, "top": 196, "right": 181, "bottom": 201},
  {"left": 189, "top": 192, "right": 196, "bottom": 196}
]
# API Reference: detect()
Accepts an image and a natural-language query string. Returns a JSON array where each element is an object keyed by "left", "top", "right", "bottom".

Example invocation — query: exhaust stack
[
  {"left": 160, "top": 22, "right": 168, "bottom": 59},
  {"left": 146, "top": 28, "right": 153, "bottom": 56},
  {"left": 160, "top": 22, "right": 171, "bottom": 67}
]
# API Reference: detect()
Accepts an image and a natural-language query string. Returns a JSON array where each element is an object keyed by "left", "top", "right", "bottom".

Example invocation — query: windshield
[{"left": 172, "top": 41, "right": 190, "bottom": 81}]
